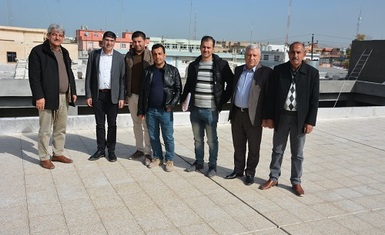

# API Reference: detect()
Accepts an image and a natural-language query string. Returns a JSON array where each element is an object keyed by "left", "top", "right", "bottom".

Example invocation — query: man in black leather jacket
[
  {"left": 181, "top": 35, "right": 233, "bottom": 177},
  {"left": 138, "top": 44, "right": 182, "bottom": 172}
]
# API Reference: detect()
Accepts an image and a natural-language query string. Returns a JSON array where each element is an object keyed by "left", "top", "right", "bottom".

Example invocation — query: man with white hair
[
  {"left": 225, "top": 44, "right": 272, "bottom": 185},
  {"left": 29, "top": 23, "right": 77, "bottom": 169}
]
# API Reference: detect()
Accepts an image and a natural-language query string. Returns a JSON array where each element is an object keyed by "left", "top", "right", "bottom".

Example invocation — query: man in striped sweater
[{"left": 181, "top": 35, "right": 234, "bottom": 177}]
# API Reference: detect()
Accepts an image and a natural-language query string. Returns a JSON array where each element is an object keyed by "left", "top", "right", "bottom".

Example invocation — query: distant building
[
  {"left": 348, "top": 40, "right": 385, "bottom": 84},
  {"left": 76, "top": 26, "right": 141, "bottom": 57},
  {"left": 0, "top": 25, "right": 78, "bottom": 64}
]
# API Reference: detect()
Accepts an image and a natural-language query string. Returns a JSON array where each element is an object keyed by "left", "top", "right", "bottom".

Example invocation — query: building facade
[{"left": 0, "top": 25, "right": 78, "bottom": 64}]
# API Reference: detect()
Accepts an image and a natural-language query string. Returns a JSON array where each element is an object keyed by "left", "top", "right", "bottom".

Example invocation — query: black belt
[
  {"left": 283, "top": 110, "right": 297, "bottom": 115},
  {"left": 99, "top": 89, "right": 111, "bottom": 92},
  {"left": 235, "top": 105, "right": 248, "bottom": 112}
]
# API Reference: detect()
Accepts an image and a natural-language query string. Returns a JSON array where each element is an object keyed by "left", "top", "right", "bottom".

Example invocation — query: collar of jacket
[
  {"left": 148, "top": 62, "right": 169, "bottom": 71},
  {"left": 128, "top": 47, "right": 150, "bottom": 56},
  {"left": 285, "top": 61, "right": 307, "bottom": 75},
  {"left": 42, "top": 39, "right": 66, "bottom": 56},
  {"left": 243, "top": 63, "right": 262, "bottom": 72},
  {"left": 193, "top": 53, "right": 221, "bottom": 63}
]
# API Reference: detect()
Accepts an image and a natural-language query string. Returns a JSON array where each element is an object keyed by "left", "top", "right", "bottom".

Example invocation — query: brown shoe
[
  {"left": 259, "top": 179, "right": 278, "bottom": 190},
  {"left": 40, "top": 160, "right": 55, "bottom": 169},
  {"left": 292, "top": 184, "right": 304, "bottom": 197},
  {"left": 51, "top": 155, "right": 73, "bottom": 163}
]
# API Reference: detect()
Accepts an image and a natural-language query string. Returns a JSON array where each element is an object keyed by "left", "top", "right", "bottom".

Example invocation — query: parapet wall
[{"left": 1, "top": 106, "right": 385, "bottom": 134}]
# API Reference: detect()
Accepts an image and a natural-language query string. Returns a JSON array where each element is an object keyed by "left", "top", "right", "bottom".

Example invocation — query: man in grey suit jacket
[
  {"left": 226, "top": 44, "right": 272, "bottom": 185},
  {"left": 85, "top": 31, "right": 125, "bottom": 162}
]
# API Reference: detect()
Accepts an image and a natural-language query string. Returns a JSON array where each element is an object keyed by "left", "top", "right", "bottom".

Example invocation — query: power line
[{"left": 315, "top": 34, "right": 353, "bottom": 40}]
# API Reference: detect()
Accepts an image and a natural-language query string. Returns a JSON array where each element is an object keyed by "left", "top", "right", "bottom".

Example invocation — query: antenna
[
  {"left": 7, "top": 0, "right": 13, "bottom": 26},
  {"left": 193, "top": 11, "right": 197, "bottom": 40},
  {"left": 285, "top": 0, "right": 291, "bottom": 45},
  {"left": 250, "top": 24, "right": 253, "bottom": 44},
  {"left": 356, "top": 8, "right": 362, "bottom": 38},
  {"left": 188, "top": 0, "right": 192, "bottom": 51},
  {"left": 120, "top": 0, "right": 123, "bottom": 49}
]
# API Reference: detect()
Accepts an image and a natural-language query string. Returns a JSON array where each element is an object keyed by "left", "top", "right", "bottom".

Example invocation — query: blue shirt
[{"left": 234, "top": 66, "right": 255, "bottom": 108}]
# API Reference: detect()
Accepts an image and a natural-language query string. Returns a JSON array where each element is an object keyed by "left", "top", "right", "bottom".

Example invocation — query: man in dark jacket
[
  {"left": 181, "top": 35, "right": 233, "bottom": 177},
  {"left": 28, "top": 23, "right": 77, "bottom": 169},
  {"left": 259, "top": 42, "right": 319, "bottom": 197},
  {"left": 138, "top": 44, "right": 182, "bottom": 172}
]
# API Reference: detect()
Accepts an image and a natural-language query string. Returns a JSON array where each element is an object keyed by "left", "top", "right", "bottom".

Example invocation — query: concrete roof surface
[{"left": 1, "top": 109, "right": 385, "bottom": 234}]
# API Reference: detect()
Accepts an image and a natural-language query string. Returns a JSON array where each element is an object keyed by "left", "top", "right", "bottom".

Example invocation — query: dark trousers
[
  {"left": 269, "top": 111, "right": 305, "bottom": 184},
  {"left": 93, "top": 90, "right": 118, "bottom": 152},
  {"left": 231, "top": 107, "right": 263, "bottom": 177}
]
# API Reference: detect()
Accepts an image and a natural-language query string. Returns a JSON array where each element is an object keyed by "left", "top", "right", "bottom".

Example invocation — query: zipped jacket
[
  {"left": 181, "top": 54, "right": 233, "bottom": 112},
  {"left": 138, "top": 63, "right": 182, "bottom": 115},
  {"left": 28, "top": 40, "right": 77, "bottom": 109}
]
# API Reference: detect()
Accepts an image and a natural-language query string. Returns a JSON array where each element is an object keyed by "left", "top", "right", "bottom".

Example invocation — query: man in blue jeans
[
  {"left": 181, "top": 36, "right": 233, "bottom": 177},
  {"left": 138, "top": 43, "right": 182, "bottom": 172}
]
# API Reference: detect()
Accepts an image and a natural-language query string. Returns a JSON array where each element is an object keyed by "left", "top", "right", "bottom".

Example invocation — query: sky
[{"left": 1, "top": 0, "right": 385, "bottom": 48}]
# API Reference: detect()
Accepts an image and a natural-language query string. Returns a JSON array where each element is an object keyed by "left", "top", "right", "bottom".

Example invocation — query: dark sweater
[{"left": 148, "top": 68, "right": 164, "bottom": 109}]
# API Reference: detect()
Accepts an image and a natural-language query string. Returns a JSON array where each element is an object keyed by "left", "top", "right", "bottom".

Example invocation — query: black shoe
[
  {"left": 107, "top": 152, "right": 117, "bottom": 162},
  {"left": 88, "top": 150, "right": 105, "bottom": 161},
  {"left": 185, "top": 161, "right": 204, "bottom": 172},
  {"left": 245, "top": 175, "right": 254, "bottom": 185},
  {"left": 206, "top": 167, "right": 217, "bottom": 178},
  {"left": 128, "top": 150, "right": 144, "bottom": 160},
  {"left": 225, "top": 171, "right": 244, "bottom": 179}
]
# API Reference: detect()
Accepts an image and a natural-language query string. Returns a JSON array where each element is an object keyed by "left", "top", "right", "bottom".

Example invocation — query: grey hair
[
  {"left": 47, "top": 23, "right": 65, "bottom": 35},
  {"left": 289, "top": 41, "right": 305, "bottom": 52},
  {"left": 245, "top": 44, "right": 261, "bottom": 53}
]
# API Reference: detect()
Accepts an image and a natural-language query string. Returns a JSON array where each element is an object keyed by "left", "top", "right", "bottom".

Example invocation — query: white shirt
[{"left": 98, "top": 50, "right": 113, "bottom": 89}]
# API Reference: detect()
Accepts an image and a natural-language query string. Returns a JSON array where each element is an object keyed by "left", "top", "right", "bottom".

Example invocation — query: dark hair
[
  {"left": 132, "top": 31, "right": 146, "bottom": 40},
  {"left": 289, "top": 41, "right": 305, "bottom": 51},
  {"left": 152, "top": 43, "right": 165, "bottom": 53},
  {"left": 103, "top": 31, "right": 117, "bottom": 40},
  {"left": 201, "top": 35, "right": 215, "bottom": 47}
]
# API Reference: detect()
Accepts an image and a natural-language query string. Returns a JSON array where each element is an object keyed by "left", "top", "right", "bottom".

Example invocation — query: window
[
  {"left": 7, "top": 52, "right": 17, "bottom": 62},
  {"left": 121, "top": 43, "right": 126, "bottom": 48},
  {"left": 274, "top": 55, "right": 280, "bottom": 61},
  {"left": 263, "top": 55, "right": 269, "bottom": 61}
]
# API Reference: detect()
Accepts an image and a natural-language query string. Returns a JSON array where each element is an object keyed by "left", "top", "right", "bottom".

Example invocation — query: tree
[
  {"left": 355, "top": 34, "right": 366, "bottom": 41},
  {"left": 342, "top": 48, "right": 351, "bottom": 69}
]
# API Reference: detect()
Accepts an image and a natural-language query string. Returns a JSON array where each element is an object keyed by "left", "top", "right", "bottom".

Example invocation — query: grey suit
[
  {"left": 228, "top": 64, "right": 272, "bottom": 177},
  {"left": 85, "top": 49, "right": 125, "bottom": 152},
  {"left": 85, "top": 49, "right": 125, "bottom": 103}
]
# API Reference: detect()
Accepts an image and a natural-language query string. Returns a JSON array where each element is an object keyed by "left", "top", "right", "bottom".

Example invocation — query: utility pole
[
  {"left": 308, "top": 34, "right": 318, "bottom": 60},
  {"left": 311, "top": 34, "right": 314, "bottom": 60}
]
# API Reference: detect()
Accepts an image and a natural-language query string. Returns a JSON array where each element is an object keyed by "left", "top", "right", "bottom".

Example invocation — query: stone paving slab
[{"left": 0, "top": 116, "right": 385, "bottom": 234}]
